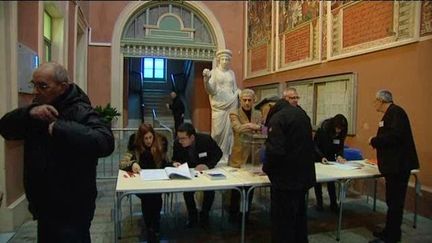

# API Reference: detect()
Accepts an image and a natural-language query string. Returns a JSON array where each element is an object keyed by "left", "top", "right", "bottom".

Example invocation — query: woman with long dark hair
[
  {"left": 120, "top": 123, "right": 168, "bottom": 242},
  {"left": 314, "top": 114, "right": 348, "bottom": 212}
]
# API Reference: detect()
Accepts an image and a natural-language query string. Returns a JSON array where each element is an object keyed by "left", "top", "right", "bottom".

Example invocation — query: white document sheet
[
  {"left": 327, "top": 160, "right": 365, "bottom": 170},
  {"left": 139, "top": 163, "right": 193, "bottom": 181},
  {"left": 140, "top": 169, "right": 170, "bottom": 181}
]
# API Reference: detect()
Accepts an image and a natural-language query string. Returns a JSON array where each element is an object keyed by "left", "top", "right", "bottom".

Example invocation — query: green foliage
[{"left": 94, "top": 103, "right": 121, "bottom": 124}]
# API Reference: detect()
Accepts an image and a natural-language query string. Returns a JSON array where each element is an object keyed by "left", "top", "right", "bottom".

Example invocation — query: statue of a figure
[{"left": 202, "top": 49, "right": 240, "bottom": 164}]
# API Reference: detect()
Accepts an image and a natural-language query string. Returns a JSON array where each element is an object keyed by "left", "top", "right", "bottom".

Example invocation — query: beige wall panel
[
  {"left": 17, "top": 1, "right": 39, "bottom": 52},
  {"left": 87, "top": 46, "right": 111, "bottom": 106},
  {"left": 203, "top": 1, "right": 245, "bottom": 86},
  {"left": 78, "top": 1, "right": 90, "bottom": 21},
  {"left": 68, "top": 2, "right": 75, "bottom": 79},
  {"left": 88, "top": 1, "right": 129, "bottom": 42},
  {"left": 4, "top": 141, "right": 24, "bottom": 205},
  {"left": 245, "top": 40, "right": 432, "bottom": 188},
  {"left": 191, "top": 62, "right": 212, "bottom": 133}
]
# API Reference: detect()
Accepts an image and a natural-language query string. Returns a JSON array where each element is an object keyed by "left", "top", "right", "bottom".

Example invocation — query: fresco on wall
[
  {"left": 278, "top": 0, "right": 320, "bottom": 69},
  {"left": 420, "top": 1, "right": 432, "bottom": 37},
  {"left": 245, "top": 0, "right": 424, "bottom": 78},
  {"left": 278, "top": 0, "right": 319, "bottom": 34},
  {"left": 330, "top": 1, "right": 351, "bottom": 11},
  {"left": 321, "top": 1, "right": 328, "bottom": 60},
  {"left": 247, "top": 1, "right": 272, "bottom": 48},
  {"left": 247, "top": 1, "right": 272, "bottom": 75},
  {"left": 329, "top": 1, "right": 417, "bottom": 57}
]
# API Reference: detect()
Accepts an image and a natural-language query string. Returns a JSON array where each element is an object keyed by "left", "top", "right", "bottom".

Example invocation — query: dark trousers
[
  {"left": 271, "top": 187, "right": 308, "bottom": 243},
  {"left": 137, "top": 193, "right": 162, "bottom": 233},
  {"left": 383, "top": 171, "right": 410, "bottom": 242},
  {"left": 174, "top": 115, "right": 184, "bottom": 135},
  {"left": 37, "top": 217, "right": 91, "bottom": 243},
  {"left": 183, "top": 191, "right": 215, "bottom": 217},
  {"left": 314, "top": 182, "right": 337, "bottom": 206}
]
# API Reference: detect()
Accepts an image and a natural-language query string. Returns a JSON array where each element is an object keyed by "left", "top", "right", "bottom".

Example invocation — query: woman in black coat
[
  {"left": 120, "top": 123, "right": 168, "bottom": 242},
  {"left": 314, "top": 114, "right": 348, "bottom": 212}
]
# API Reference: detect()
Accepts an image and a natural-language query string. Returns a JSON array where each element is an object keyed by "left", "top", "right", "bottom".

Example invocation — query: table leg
[
  {"left": 413, "top": 173, "right": 421, "bottom": 228},
  {"left": 114, "top": 192, "right": 119, "bottom": 242},
  {"left": 240, "top": 187, "right": 248, "bottom": 243},
  {"left": 336, "top": 179, "right": 350, "bottom": 241},
  {"left": 373, "top": 178, "right": 377, "bottom": 211},
  {"left": 115, "top": 192, "right": 128, "bottom": 241}
]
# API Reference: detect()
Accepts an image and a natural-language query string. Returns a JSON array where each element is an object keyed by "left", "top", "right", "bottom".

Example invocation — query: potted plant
[{"left": 94, "top": 103, "right": 121, "bottom": 125}]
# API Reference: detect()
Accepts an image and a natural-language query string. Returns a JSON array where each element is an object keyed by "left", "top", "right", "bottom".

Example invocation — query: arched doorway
[{"left": 111, "top": 1, "right": 226, "bottom": 128}]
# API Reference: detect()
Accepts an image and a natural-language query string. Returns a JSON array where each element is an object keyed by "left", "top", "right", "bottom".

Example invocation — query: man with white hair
[
  {"left": 368, "top": 89, "right": 419, "bottom": 243},
  {"left": 228, "top": 88, "right": 262, "bottom": 222}
]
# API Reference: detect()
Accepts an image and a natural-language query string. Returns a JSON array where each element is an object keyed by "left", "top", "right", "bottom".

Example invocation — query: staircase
[
  {"left": 142, "top": 89, "right": 171, "bottom": 117},
  {"left": 141, "top": 89, "right": 174, "bottom": 128}
]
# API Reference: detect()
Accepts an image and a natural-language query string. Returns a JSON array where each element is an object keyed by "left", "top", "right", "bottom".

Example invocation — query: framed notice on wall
[
  {"left": 245, "top": 1, "right": 274, "bottom": 78},
  {"left": 18, "top": 43, "right": 39, "bottom": 94},
  {"left": 287, "top": 73, "right": 357, "bottom": 135}
]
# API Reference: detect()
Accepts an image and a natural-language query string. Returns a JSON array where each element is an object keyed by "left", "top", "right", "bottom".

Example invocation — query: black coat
[
  {"left": 169, "top": 97, "right": 185, "bottom": 119},
  {"left": 263, "top": 104, "right": 316, "bottom": 190},
  {"left": 172, "top": 133, "right": 222, "bottom": 169},
  {"left": 0, "top": 84, "right": 114, "bottom": 220},
  {"left": 370, "top": 104, "right": 419, "bottom": 175},
  {"left": 314, "top": 118, "right": 346, "bottom": 162}
]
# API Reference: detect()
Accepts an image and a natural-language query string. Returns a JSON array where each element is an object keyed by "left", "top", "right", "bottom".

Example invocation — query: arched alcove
[{"left": 111, "top": 1, "right": 225, "bottom": 127}]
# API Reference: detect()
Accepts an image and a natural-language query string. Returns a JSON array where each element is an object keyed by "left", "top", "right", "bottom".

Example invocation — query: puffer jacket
[{"left": 0, "top": 84, "right": 114, "bottom": 221}]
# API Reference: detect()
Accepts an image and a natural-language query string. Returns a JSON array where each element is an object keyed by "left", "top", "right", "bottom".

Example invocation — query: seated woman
[
  {"left": 314, "top": 114, "right": 348, "bottom": 212},
  {"left": 120, "top": 123, "right": 169, "bottom": 242}
]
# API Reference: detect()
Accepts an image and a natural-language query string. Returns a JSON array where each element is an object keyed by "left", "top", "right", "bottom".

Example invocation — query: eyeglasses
[
  {"left": 29, "top": 80, "right": 49, "bottom": 90},
  {"left": 288, "top": 96, "right": 300, "bottom": 100}
]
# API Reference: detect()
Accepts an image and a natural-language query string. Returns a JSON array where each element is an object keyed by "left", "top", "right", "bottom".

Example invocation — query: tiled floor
[{"left": 5, "top": 179, "right": 432, "bottom": 243}]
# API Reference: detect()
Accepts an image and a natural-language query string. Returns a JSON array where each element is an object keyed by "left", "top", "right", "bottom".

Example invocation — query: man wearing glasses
[
  {"left": 368, "top": 89, "right": 419, "bottom": 243},
  {"left": 265, "top": 87, "right": 309, "bottom": 127},
  {"left": 283, "top": 87, "right": 301, "bottom": 107},
  {"left": 172, "top": 122, "right": 222, "bottom": 228},
  {"left": 0, "top": 62, "right": 114, "bottom": 242}
]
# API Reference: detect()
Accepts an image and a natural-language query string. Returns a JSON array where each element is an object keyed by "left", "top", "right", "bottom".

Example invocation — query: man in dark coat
[
  {"left": 265, "top": 87, "right": 307, "bottom": 127},
  {"left": 368, "top": 89, "right": 419, "bottom": 243},
  {"left": 263, "top": 103, "right": 316, "bottom": 243},
  {"left": 0, "top": 62, "right": 115, "bottom": 243},
  {"left": 167, "top": 91, "right": 185, "bottom": 133},
  {"left": 172, "top": 122, "right": 222, "bottom": 228}
]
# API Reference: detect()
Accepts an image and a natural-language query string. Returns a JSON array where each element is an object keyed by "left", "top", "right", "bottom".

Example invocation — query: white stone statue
[{"left": 202, "top": 49, "right": 240, "bottom": 164}]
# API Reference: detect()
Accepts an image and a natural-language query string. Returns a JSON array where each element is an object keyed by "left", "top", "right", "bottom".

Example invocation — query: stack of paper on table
[
  {"left": 327, "top": 160, "right": 366, "bottom": 170},
  {"left": 204, "top": 168, "right": 227, "bottom": 180},
  {"left": 140, "top": 163, "right": 193, "bottom": 180}
]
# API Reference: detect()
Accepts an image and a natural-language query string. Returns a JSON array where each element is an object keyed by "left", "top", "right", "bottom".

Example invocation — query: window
[
  {"left": 143, "top": 57, "right": 166, "bottom": 81},
  {"left": 43, "top": 11, "right": 52, "bottom": 62}
]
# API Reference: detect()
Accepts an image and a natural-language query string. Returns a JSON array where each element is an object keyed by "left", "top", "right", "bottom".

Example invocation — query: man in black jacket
[
  {"left": 167, "top": 91, "right": 185, "bottom": 134},
  {"left": 368, "top": 90, "right": 419, "bottom": 243},
  {"left": 263, "top": 103, "right": 316, "bottom": 243},
  {"left": 0, "top": 62, "right": 115, "bottom": 243},
  {"left": 172, "top": 122, "right": 222, "bottom": 228}
]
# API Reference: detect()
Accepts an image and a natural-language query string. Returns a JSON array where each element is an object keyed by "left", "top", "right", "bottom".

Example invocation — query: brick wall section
[
  {"left": 343, "top": 2, "right": 394, "bottom": 48},
  {"left": 251, "top": 44, "right": 268, "bottom": 72},
  {"left": 284, "top": 24, "right": 310, "bottom": 64}
]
